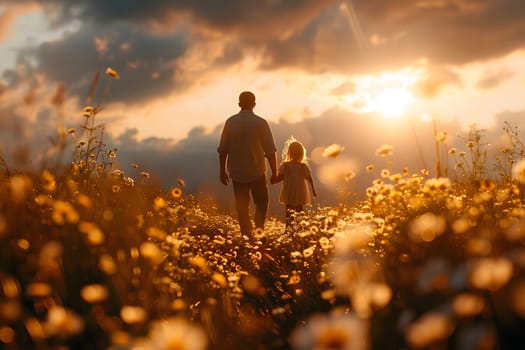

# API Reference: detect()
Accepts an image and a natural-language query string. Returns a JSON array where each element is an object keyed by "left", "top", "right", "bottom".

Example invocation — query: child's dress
[{"left": 278, "top": 161, "right": 312, "bottom": 206}]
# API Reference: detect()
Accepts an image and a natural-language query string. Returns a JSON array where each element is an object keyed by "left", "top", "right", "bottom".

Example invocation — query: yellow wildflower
[
  {"left": 120, "top": 305, "right": 147, "bottom": 324},
  {"left": 81, "top": 284, "right": 109, "bottom": 304},
  {"left": 435, "top": 131, "right": 447, "bottom": 143},
  {"left": 105, "top": 67, "right": 120, "bottom": 79},
  {"left": 9, "top": 175, "right": 32, "bottom": 203},
  {"left": 153, "top": 196, "right": 168, "bottom": 210},
  {"left": 139, "top": 242, "right": 164, "bottom": 265},
  {"left": 375, "top": 144, "right": 393, "bottom": 157},
  {"left": 469, "top": 257, "right": 513, "bottom": 291},
  {"left": 82, "top": 106, "right": 94, "bottom": 117},
  {"left": 406, "top": 312, "right": 454, "bottom": 348},
  {"left": 145, "top": 317, "right": 208, "bottom": 350},
  {"left": 212, "top": 272, "right": 227, "bottom": 287},
  {"left": 146, "top": 226, "right": 167, "bottom": 241},
  {"left": 52, "top": 200, "right": 79, "bottom": 225},
  {"left": 189, "top": 256, "right": 209, "bottom": 273},
  {"left": 171, "top": 187, "right": 182, "bottom": 198},
  {"left": 41, "top": 170, "right": 56, "bottom": 193},
  {"left": 99, "top": 254, "right": 117, "bottom": 275},
  {"left": 344, "top": 171, "right": 356, "bottom": 182}
]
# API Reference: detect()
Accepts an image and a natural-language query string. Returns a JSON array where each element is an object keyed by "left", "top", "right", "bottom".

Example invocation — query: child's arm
[{"left": 306, "top": 174, "right": 317, "bottom": 197}]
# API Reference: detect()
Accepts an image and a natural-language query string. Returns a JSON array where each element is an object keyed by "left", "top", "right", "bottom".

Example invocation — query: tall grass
[{"left": 1, "top": 70, "right": 525, "bottom": 349}]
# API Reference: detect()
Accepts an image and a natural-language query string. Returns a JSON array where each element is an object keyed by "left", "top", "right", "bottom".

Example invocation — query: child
[{"left": 273, "top": 137, "right": 317, "bottom": 224}]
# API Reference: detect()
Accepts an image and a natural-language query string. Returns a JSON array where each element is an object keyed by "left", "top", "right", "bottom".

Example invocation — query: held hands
[{"left": 270, "top": 173, "right": 281, "bottom": 184}]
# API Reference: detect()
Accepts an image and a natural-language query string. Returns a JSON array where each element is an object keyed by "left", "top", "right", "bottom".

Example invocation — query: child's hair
[{"left": 281, "top": 136, "right": 308, "bottom": 163}]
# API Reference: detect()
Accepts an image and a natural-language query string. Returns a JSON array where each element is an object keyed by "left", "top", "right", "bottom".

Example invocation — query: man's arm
[
  {"left": 219, "top": 153, "right": 229, "bottom": 186},
  {"left": 218, "top": 123, "right": 230, "bottom": 186},
  {"left": 266, "top": 152, "right": 278, "bottom": 184},
  {"left": 260, "top": 120, "right": 278, "bottom": 184}
]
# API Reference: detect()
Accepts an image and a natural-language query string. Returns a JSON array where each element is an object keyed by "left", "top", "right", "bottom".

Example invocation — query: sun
[
  {"left": 337, "top": 69, "right": 419, "bottom": 119},
  {"left": 374, "top": 87, "right": 413, "bottom": 119}
]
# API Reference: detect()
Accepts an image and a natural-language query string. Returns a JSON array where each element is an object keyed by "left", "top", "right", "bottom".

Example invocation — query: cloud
[
  {"left": 476, "top": 68, "right": 515, "bottom": 90},
  {"left": 331, "top": 80, "right": 357, "bottom": 95},
  {"left": 259, "top": 5, "right": 368, "bottom": 72},
  {"left": 351, "top": 1, "right": 525, "bottom": 64},
  {"left": 260, "top": 1, "right": 525, "bottom": 73},
  {"left": 9, "top": 1, "right": 525, "bottom": 76},
  {"left": 7, "top": 1, "right": 339, "bottom": 101},
  {"left": 413, "top": 65, "right": 462, "bottom": 98},
  {"left": 37, "top": 0, "right": 333, "bottom": 39},
  {"left": 0, "top": 2, "right": 39, "bottom": 41},
  {"left": 105, "top": 125, "right": 225, "bottom": 207},
  {"left": 15, "top": 21, "right": 188, "bottom": 104},
  {"left": 0, "top": 105, "right": 70, "bottom": 170},
  {"left": 3, "top": 0, "right": 525, "bottom": 111}
]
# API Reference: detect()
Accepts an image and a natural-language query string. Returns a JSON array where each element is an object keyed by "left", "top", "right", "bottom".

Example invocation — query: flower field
[
  {"left": 3, "top": 140, "right": 525, "bottom": 350},
  {"left": 1, "top": 81, "right": 525, "bottom": 349}
]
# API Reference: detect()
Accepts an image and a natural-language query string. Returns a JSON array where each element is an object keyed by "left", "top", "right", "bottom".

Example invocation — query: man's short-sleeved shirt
[{"left": 218, "top": 110, "right": 276, "bottom": 183}]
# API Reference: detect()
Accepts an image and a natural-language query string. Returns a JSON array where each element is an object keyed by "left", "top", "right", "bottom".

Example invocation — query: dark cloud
[
  {"left": 16, "top": 21, "right": 188, "bottom": 104},
  {"left": 47, "top": 0, "right": 334, "bottom": 39},
  {"left": 44, "top": 0, "right": 523, "bottom": 70},
  {"left": 259, "top": 5, "right": 360, "bottom": 72},
  {"left": 22, "top": 1, "right": 337, "bottom": 98},
  {"left": 353, "top": 0, "right": 525, "bottom": 64},
  {"left": 107, "top": 125, "right": 225, "bottom": 208},
  {"left": 260, "top": 0, "right": 525, "bottom": 72},
  {"left": 3, "top": 0, "right": 525, "bottom": 107},
  {"left": 8, "top": 1, "right": 525, "bottom": 66}
]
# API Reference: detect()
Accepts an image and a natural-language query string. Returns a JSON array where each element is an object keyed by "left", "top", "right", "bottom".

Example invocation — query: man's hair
[{"left": 239, "top": 91, "right": 256, "bottom": 109}]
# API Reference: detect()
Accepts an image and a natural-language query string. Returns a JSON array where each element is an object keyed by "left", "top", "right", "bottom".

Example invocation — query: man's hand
[
  {"left": 220, "top": 171, "right": 230, "bottom": 186},
  {"left": 270, "top": 173, "right": 280, "bottom": 184}
]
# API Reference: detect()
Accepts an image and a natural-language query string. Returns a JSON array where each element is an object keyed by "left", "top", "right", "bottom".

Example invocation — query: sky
[{"left": 1, "top": 0, "right": 525, "bottom": 214}]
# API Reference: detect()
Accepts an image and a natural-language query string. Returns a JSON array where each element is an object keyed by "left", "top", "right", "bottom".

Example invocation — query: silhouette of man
[{"left": 218, "top": 91, "right": 278, "bottom": 235}]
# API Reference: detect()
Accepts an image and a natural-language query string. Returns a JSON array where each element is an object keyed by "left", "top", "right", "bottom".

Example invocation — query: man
[{"left": 218, "top": 91, "right": 278, "bottom": 235}]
